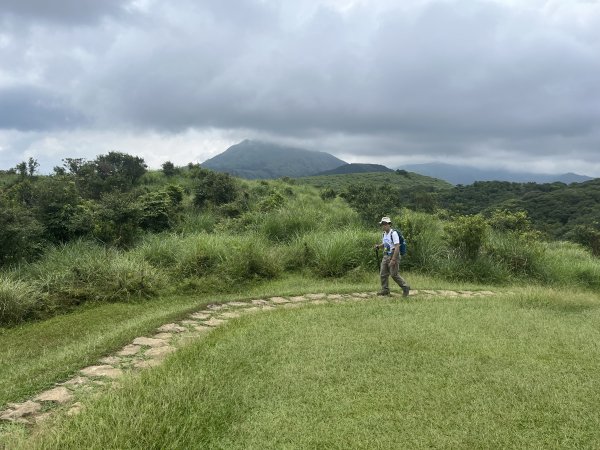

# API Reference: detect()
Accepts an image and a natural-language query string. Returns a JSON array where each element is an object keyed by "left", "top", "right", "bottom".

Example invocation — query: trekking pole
[{"left": 374, "top": 247, "right": 380, "bottom": 271}]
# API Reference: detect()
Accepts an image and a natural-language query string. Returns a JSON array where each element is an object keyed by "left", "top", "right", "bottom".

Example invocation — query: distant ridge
[
  {"left": 315, "top": 163, "right": 394, "bottom": 176},
  {"left": 201, "top": 140, "right": 346, "bottom": 179},
  {"left": 401, "top": 162, "right": 593, "bottom": 185}
]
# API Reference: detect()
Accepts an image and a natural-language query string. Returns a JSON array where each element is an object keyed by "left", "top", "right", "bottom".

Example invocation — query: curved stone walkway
[{"left": 0, "top": 289, "right": 496, "bottom": 427}]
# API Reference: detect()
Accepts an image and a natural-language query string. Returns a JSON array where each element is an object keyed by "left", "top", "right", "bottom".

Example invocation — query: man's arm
[{"left": 391, "top": 243, "right": 400, "bottom": 262}]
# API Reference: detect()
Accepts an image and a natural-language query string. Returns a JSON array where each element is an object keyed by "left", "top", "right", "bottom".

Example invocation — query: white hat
[{"left": 379, "top": 216, "right": 392, "bottom": 224}]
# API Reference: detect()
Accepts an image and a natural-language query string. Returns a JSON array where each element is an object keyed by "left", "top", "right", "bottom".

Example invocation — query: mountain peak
[{"left": 201, "top": 140, "right": 346, "bottom": 179}]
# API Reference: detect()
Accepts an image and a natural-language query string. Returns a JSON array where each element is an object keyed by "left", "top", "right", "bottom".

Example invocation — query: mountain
[
  {"left": 315, "top": 163, "right": 394, "bottom": 176},
  {"left": 400, "top": 163, "right": 593, "bottom": 185},
  {"left": 201, "top": 140, "right": 346, "bottom": 179}
]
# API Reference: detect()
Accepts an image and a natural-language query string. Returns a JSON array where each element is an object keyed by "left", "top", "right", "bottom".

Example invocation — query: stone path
[{"left": 0, "top": 289, "right": 496, "bottom": 427}]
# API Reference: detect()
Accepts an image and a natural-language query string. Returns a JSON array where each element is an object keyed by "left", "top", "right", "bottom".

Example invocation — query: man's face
[{"left": 381, "top": 222, "right": 391, "bottom": 231}]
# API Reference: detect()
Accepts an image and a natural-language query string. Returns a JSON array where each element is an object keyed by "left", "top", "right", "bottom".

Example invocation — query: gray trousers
[{"left": 380, "top": 255, "right": 408, "bottom": 292}]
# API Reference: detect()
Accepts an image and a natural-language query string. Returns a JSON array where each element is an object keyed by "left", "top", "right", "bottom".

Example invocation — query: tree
[
  {"left": 0, "top": 203, "right": 45, "bottom": 266},
  {"left": 193, "top": 171, "right": 239, "bottom": 208},
  {"left": 162, "top": 161, "right": 177, "bottom": 177},
  {"left": 27, "top": 157, "right": 39, "bottom": 176}
]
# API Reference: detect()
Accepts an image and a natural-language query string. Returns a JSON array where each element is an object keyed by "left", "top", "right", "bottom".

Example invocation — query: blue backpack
[{"left": 384, "top": 229, "right": 407, "bottom": 256}]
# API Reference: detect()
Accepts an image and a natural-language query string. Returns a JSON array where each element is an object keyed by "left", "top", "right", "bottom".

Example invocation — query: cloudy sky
[{"left": 1, "top": 0, "right": 600, "bottom": 175}]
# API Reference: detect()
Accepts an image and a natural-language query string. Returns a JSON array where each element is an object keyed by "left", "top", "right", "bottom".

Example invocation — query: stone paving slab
[
  {"left": 61, "top": 376, "right": 88, "bottom": 386},
  {"left": 251, "top": 299, "right": 270, "bottom": 305},
  {"left": 145, "top": 346, "right": 176, "bottom": 359},
  {"left": 228, "top": 301, "right": 249, "bottom": 308},
  {"left": 1, "top": 401, "right": 42, "bottom": 423},
  {"left": 35, "top": 387, "right": 73, "bottom": 404},
  {"left": 207, "top": 304, "right": 229, "bottom": 311},
  {"left": 132, "top": 337, "right": 167, "bottom": 347},
  {"left": 157, "top": 323, "right": 187, "bottom": 333},
  {"left": 80, "top": 365, "right": 123, "bottom": 379},
  {"left": 180, "top": 320, "right": 200, "bottom": 326},
  {"left": 190, "top": 312, "right": 211, "bottom": 320},
  {"left": 153, "top": 332, "right": 174, "bottom": 340},
  {"left": 117, "top": 344, "right": 142, "bottom": 356}
]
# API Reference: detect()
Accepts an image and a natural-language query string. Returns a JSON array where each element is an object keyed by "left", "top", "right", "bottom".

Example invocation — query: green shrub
[
  {"left": 395, "top": 211, "right": 445, "bottom": 272},
  {"left": 445, "top": 214, "right": 489, "bottom": 260},
  {"left": 0, "top": 276, "right": 44, "bottom": 325},
  {"left": 193, "top": 171, "right": 239, "bottom": 207},
  {"left": 92, "top": 192, "right": 141, "bottom": 247}
]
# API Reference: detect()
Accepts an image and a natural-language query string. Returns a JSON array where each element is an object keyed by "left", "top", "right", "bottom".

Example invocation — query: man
[{"left": 374, "top": 216, "right": 410, "bottom": 297}]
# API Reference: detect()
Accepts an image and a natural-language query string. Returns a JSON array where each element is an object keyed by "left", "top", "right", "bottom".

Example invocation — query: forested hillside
[{"left": 436, "top": 180, "right": 600, "bottom": 252}]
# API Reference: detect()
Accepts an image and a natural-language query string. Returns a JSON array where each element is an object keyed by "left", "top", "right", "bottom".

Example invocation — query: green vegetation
[
  {"left": 297, "top": 170, "right": 451, "bottom": 191},
  {"left": 12, "top": 288, "right": 600, "bottom": 449},
  {"left": 2, "top": 153, "right": 600, "bottom": 327},
  {"left": 2, "top": 152, "right": 600, "bottom": 448},
  {"left": 437, "top": 179, "right": 600, "bottom": 249}
]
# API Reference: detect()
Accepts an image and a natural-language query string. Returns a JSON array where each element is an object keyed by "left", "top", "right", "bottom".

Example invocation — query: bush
[
  {"left": 93, "top": 192, "right": 141, "bottom": 247},
  {"left": 0, "top": 276, "right": 44, "bottom": 326},
  {"left": 395, "top": 211, "right": 445, "bottom": 272},
  {"left": 445, "top": 214, "right": 489, "bottom": 260},
  {"left": 193, "top": 171, "right": 239, "bottom": 208}
]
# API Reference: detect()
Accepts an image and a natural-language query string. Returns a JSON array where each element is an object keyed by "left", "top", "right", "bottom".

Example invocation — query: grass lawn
[
  {"left": 0, "top": 271, "right": 489, "bottom": 409},
  {"left": 13, "top": 287, "right": 600, "bottom": 449}
]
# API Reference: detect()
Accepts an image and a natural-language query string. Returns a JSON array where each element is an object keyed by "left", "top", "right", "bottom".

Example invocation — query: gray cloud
[
  {"left": 0, "top": 85, "right": 86, "bottom": 130},
  {"left": 1, "top": 0, "right": 600, "bottom": 175},
  {"left": 0, "top": 0, "right": 130, "bottom": 24}
]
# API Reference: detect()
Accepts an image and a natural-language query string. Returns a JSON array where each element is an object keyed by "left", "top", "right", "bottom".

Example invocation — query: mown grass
[
  {"left": 13, "top": 288, "right": 600, "bottom": 449},
  {"left": 0, "top": 272, "right": 431, "bottom": 409}
]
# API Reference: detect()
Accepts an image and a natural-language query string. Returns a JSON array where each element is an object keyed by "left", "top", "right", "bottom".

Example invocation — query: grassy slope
[
  {"left": 296, "top": 171, "right": 452, "bottom": 191},
  {"left": 16, "top": 288, "right": 600, "bottom": 449}
]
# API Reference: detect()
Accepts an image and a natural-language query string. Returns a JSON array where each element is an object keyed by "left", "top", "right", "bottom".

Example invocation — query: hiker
[{"left": 374, "top": 216, "right": 410, "bottom": 297}]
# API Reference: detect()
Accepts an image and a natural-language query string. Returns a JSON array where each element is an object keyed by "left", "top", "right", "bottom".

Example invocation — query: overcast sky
[{"left": 1, "top": 0, "right": 600, "bottom": 175}]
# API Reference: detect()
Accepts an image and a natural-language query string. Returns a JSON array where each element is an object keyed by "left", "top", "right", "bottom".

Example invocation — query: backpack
[{"left": 384, "top": 229, "right": 407, "bottom": 256}]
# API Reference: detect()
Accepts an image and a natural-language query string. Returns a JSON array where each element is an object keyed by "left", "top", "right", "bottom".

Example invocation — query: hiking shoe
[
  {"left": 402, "top": 285, "right": 410, "bottom": 297},
  {"left": 377, "top": 290, "right": 390, "bottom": 296}
]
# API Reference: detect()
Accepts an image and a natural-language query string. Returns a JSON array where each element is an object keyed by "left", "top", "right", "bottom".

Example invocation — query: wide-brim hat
[{"left": 379, "top": 216, "right": 392, "bottom": 224}]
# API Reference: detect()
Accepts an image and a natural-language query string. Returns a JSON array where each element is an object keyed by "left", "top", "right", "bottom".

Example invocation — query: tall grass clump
[
  {"left": 20, "top": 240, "right": 167, "bottom": 306},
  {"left": 0, "top": 276, "right": 44, "bottom": 326},
  {"left": 175, "top": 209, "right": 217, "bottom": 234},
  {"left": 258, "top": 206, "right": 320, "bottom": 242},
  {"left": 134, "top": 233, "right": 226, "bottom": 279},
  {"left": 534, "top": 241, "right": 600, "bottom": 290},
  {"left": 296, "top": 229, "right": 375, "bottom": 277},
  {"left": 221, "top": 233, "right": 282, "bottom": 282}
]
